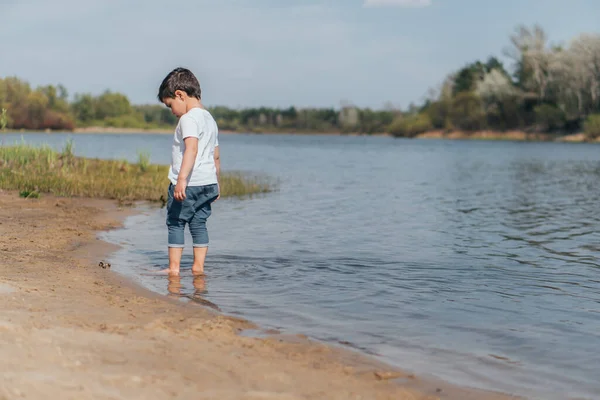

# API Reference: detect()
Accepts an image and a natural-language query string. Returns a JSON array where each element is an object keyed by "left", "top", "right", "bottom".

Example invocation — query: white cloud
[{"left": 364, "top": 0, "right": 432, "bottom": 8}]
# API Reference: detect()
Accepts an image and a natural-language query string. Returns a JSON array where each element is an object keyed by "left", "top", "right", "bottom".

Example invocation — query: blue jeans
[{"left": 166, "top": 183, "right": 219, "bottom": 248}]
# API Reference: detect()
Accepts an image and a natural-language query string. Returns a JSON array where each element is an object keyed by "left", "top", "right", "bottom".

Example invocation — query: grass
[
  {"left": 0, "top": 109, "right": 7, "bottom": 131},
  {"left": 137, "top": 150, "right": 151, "bottom": 172},
  {"left": 0, "top": 143, "right": 272, "bottom": 204}
]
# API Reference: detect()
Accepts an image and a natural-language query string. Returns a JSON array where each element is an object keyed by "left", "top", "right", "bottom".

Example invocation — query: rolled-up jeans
[{"left": 166, "top": 183, "right": 219, "bottom": 248}]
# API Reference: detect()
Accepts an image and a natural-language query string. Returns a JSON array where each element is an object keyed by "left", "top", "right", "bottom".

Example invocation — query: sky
[{"left": 1, "top": 0, "right": 599, "bottom": 109}]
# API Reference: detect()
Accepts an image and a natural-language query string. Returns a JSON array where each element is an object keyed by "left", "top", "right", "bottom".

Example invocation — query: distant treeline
[
  {"left": 0, "top": 77, "right": 395, "bottom": 134},
  {"left": 1, "top": 24, "right": 599, "bottom": 139}
]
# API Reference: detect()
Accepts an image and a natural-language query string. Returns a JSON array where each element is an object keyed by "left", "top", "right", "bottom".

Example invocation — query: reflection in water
[
  {"left": 166, "top": 274, "right": 219, "bottom": 310},
  {"left": 167, "top": 274, "right": 182, "bottom": 299}
]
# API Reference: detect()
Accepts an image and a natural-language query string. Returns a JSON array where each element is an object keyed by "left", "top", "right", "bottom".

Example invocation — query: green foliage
[
  {"left": 484, "top": 95, "right": 524, "bottom": 130},
  {"left": 134, "top": 104, "right": 177, "bottom": 126},
  {"left": 0, "top": 77, "right": 74, "bottom": 131},
  {"left": 0, "top": 144, "right": 272, "bottom": 203},
  {"left": 71, "top": 91, "right": 140, "bottom": 127},
  {"left": 534, "top": 104, "right": 566, "bottom": 131},
  {"left": 104, "top": 114, "right": 146, "bottom": 129},
  {"left": 71, "top": 94, "right": 96, "bottom": 123},
  {"left": 453, "top": 62, "right": 486, "bottom": 95},
  {"left": 94, "top": 91, "right": 132, "bottom": 119},
  {"left": 452, "top": 57, "right": 509, "bottom": 95},
  {"left": 448, "top": 92, "right": 486, "bottom": 131},
  {"left": 388, "top": 113, "right": 433, "bottom": 138},
  {"left": 359, "top": 109, "right": 395, "bottom": 134},
  {"left": 422, "top": 100, "right": 450, "bottom": 129},
  {"left": 584, "top": 114, "right": 600, "bottom": 139}
]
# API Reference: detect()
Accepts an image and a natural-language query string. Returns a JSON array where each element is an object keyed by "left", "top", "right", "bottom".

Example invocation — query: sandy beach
[{"left": 0, "top": 191, "right": 521, "bottom": 400}]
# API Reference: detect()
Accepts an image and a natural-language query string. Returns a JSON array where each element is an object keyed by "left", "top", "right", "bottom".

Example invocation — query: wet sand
[{"left": 0, "top": 191, "right": 520, "bottom": 400}]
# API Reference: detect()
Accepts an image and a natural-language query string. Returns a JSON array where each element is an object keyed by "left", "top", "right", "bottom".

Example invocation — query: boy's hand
[
  {"left": 216, "top": 183, "right": 220, "bottom": 201},
  {"left": 174, "top": 180, "right": 187, "bottom": 201}
]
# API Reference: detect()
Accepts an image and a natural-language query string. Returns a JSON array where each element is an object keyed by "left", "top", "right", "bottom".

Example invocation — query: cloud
[{"left": 363, "top": 0, "right": 432, "bottom": 8}]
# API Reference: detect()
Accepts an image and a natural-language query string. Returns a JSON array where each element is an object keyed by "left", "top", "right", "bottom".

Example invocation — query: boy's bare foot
[
  {"left": 156, "top": 268, "right": 180, "bottom": 276},
  {"left": 191, "top": 267, "right": 205, "bottom": 276}
]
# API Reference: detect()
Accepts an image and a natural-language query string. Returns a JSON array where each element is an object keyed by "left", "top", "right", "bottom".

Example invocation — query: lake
[{"left": 2, "top": 132, "right": 599, "bottom": 400}]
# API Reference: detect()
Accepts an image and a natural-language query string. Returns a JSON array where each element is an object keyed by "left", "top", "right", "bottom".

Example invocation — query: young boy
[{"left": 157, "top": 67, "right": 220, "bottom": 276}]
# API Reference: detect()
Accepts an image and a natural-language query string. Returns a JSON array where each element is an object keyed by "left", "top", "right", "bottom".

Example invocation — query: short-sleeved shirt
[{"left": 168, "top": 108, "right": 219, "bottom": 186}]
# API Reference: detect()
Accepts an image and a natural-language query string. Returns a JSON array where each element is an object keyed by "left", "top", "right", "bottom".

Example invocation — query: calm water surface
[{"left": 3, "top": 132, "right": 600, "bottom": 400}]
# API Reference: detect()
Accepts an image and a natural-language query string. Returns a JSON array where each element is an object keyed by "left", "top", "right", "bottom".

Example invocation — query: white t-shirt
[{"left": 168, "top": 108, "right": 219, "bottom": 186}]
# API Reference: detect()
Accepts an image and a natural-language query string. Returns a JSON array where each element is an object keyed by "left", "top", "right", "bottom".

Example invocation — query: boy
[{"left": 157, "top": 67, "right": 220, "bottom": 276}]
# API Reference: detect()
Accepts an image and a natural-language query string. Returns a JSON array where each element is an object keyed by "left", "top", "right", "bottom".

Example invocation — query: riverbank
[
  {"left": 0, "top": 190, "right": 521, "bottom": 400},
  {"left": 415, "top": 130, "right": 600, "bottom": 143},
  {"left": 74, "top": 126, "right": 173, "bottom": 134},
  {"left": 3, "top": 127, "right": 599, "bottom": 143},
  {"left": 73, "top": 127, "right": 366, "bottom": 136}
]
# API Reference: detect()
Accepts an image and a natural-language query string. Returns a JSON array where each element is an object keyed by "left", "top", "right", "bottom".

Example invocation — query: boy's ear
[{"left": 174, "top": 90, "right": 186, "bottom": 100}]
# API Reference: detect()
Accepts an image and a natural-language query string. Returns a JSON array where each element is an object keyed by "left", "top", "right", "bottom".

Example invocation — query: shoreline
[
  {"left": 0, "top": 190, "right": 520, "bottom": 400},
  {"left": 414, "top": 130, "right": 600, "bottom": 143},
  {"left": 2, "top": 127, "right": 599, "bottom": 142},
  {"left": 2, "top": 125, "right": 599, "bottom": 143}
]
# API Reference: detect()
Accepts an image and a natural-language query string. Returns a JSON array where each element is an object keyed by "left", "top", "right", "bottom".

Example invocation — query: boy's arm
[
  {"left": 214, "top": 145, "right": 220, "bottom": 200},
  {"left": 174, "top": 117, "right": 200, "bottom": 201}
]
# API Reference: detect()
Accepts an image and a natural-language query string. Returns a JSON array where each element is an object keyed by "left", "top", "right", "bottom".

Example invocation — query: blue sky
[{"left": 1, "top": 0, "right": 599, "bottom": 109}]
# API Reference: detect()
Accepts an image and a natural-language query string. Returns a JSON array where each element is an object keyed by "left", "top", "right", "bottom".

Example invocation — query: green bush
[
  {"left": 584, "top": 114, "right": 600, "bottom": 139},
  {"left": 423, "top": 100, "right": 450, "bottom": 129},
  {"left": 104, "top": 114, "right": 146, "bottom": 129},
  {"left": 534, "top": 104, "right": 565, "bottom": 131},
  {"left": 388, "top": 113, "right": 433, "bottom": 138},
  {"left": 448, "top": 92, "right": 486, "bottom": 131}
]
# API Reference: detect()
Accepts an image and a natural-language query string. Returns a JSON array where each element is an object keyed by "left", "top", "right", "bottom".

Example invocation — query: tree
[
  {"left": 453, "top": 61, "right": 487, "bottom": 95},
  {"left": 94, "top": 91, "right": 132, "bottom": 119},
  {"left": 550, "top": 34, "right": 600, "bottom": 118},
  {"left": 71, "top": 94, "right": 96, "bottom": 123},
  {"left": 476, "top": 69, "right": 523, "bottom": 129},
  {"left": 448, "top": 92, "right": 486, "bottom": 131},
  {"left": 505, "top": 24, "right": 553, "bottom": 101},
  {"left": 534, "top": 104, "right": 566, "bottom": 131}
]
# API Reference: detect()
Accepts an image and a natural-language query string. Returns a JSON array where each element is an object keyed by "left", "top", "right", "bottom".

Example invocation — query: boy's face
[{"left": 163, "top": 90, "right": 187, "bottom": 118}]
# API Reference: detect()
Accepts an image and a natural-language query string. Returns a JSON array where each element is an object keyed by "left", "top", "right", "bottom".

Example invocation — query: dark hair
[{"left": 157, "top": 67, "right": 201, "bottom": 101}]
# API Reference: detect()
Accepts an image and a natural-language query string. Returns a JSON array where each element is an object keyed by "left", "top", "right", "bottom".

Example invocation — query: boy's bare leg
[
  {"left": 158, "top": 247, "right": 183, "bottom": 275},
  {"left": 192, "top": 247, "right": 208, "bottom": 275}
]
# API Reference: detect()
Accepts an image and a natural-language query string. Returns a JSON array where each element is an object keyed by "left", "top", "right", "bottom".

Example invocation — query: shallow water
[{"left": 4, "top": 132, "right": 600, "bottom": 400}]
